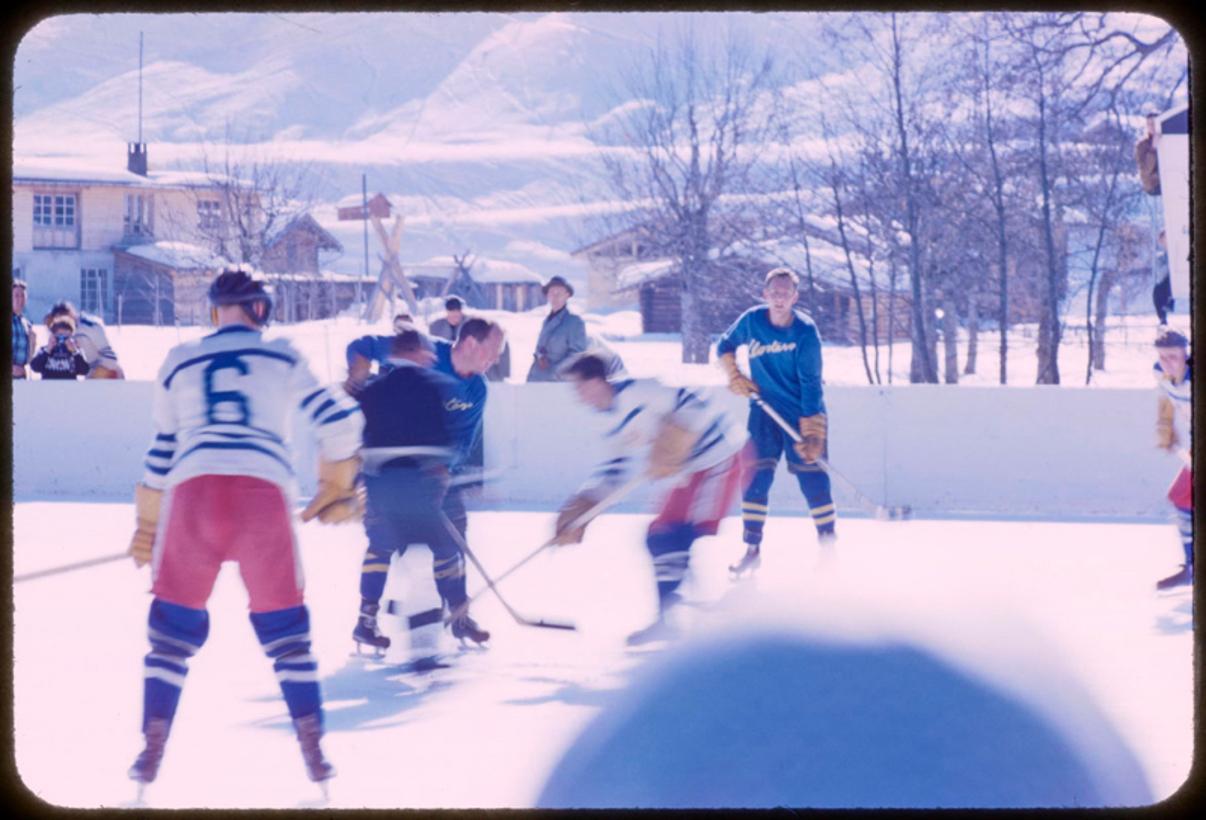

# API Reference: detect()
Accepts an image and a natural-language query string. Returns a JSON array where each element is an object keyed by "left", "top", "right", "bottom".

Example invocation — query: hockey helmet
[{"left": 208, "top": 267, "right": 274, "bottom": 326}]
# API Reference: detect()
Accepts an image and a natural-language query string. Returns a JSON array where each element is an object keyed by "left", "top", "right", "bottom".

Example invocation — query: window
[
  {"left": 33, "top": 193, "right": 76, "bottom": 227},
  {"left": 32, "top": 191, "right": 80, "bottom": 248},
  {"left": 197, "top": 199, "right": 222, "bottom": 230},
  {"left": 124, "top": 193, "right": 153, "bottom": 236},
  {"left": 80, "top": 268, "right": 108, "bottom": 315}
]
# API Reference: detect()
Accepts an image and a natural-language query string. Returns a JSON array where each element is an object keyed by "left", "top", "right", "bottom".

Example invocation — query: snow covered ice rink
[{"left": 11, "top": 501, "right": 1194, "bottom": 809}]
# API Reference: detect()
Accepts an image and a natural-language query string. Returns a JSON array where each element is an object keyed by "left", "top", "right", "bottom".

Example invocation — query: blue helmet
[{"left": 208, "top": 267, "right": 273, "bottom": 326}]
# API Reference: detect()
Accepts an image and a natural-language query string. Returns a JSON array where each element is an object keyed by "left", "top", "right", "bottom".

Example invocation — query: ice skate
[
  {"left": 450, "top": 612, "right": 490, "bottom": 646},
  {"left": 128, "top": 717, "right": 171, "bottom": 787},
  {"left": 729, "top": 543, "right": 761, "bottom": 578},
  {"left": 815, "top": 527, "right": 837, "bottom": 568},
  {"left": 351, "top": 601, "right": 390, "bottom": 657},
  {"left": 1156, "top": 563, "right": 1193, "bottom": 591},
  {"left": 293, "top": 713, "right": 336, "bottom": 786}
]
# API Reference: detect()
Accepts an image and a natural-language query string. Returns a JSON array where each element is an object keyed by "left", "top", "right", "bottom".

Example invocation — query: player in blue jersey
[
  {"left": 1152, "top": 328, "right": 1193, "bottom": 590},
  {"left": 351, "top": 316, "right": 505, "bottom": 647},
  {"left": 554, "top": 353, "right": 750, "bottom": 645},
  {"left": 716, "top": 267, "right": 836, "bottom": 576},
  {"left": 343, "top": 312, "right": 418, "bottom": 397},
  {"left": 125, "top": 269, "right": 364, "bottom": 794}
]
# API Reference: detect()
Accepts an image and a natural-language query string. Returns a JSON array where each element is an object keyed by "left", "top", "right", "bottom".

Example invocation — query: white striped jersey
[
  {"left": 581, "top": 378, "right": 746, "bottom": 495},
  {"left": 74, "top": 312, "right": 121, "bottom": 371},
  {"left": 142, "top": 325, "right": 363, "bottom": 496},
  {"left": 1154, "top": 360, "right": 1192, "bottom": 448}
]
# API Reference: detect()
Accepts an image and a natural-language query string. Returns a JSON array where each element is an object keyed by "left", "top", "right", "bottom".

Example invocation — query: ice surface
[{"left": 10, "top": 504, "right": 1193, "bottom": 809}]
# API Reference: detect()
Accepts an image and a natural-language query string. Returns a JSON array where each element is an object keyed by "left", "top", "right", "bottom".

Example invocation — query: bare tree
[{"left": 593, "top": 24, "right": 781, "bottom": 363}]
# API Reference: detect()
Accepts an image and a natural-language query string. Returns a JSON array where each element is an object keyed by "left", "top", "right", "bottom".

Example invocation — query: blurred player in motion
[
  {"left": 125, "top": 268, "right": 363, "bottom": 793},
  {"left": 716, "top": 267, "right": 836, "bottom": 576},
  {"left": 1153, "top": 328, "right": 1193, "bottom": 591},
  {"left": 553, "top": 353, "right": 749, "bottom": 645}
]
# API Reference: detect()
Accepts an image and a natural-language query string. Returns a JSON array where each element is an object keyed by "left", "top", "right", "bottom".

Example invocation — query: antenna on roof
[
  {"left": 138, "top": 31, "right": 143, "bottom": 143},
  {"left": 128, "top": 32, "right": 148, "bottom": 175}
]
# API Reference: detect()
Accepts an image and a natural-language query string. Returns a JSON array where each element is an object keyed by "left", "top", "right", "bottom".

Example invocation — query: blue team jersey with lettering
[
  {"left": 432, "top": 338, "right": 488, "bottom": 470},
  {"left": 716, "top": 306, "right": 825, "bottom": 420}
]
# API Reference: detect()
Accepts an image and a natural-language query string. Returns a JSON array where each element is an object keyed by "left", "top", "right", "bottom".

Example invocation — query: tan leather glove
[
  {"left": 128, "top": 483, "right": 163, "bottom": 567},
  {"left": 795, "top": 413, "right": 827, "bottom": 464},
  {"left": 1156, "top": 396, "right": 1178, "bottom": 451},
  {"left": 301, "top": 456, "right": 363, "bottom": 524},
  {"left": 719, "top": 353, "right": 757, "bottom": 397},
  {"left": 552, "top": 492, "right": 600, "bottom": 545},
  {"left": 648, "top": 416, "right": 696, "bottom": 478},
  {"left": 88, "top": 364, "right": 123, "bottom": 379}
]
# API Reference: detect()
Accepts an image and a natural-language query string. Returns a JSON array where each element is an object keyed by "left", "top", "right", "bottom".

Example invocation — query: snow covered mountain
[{"left": 12, "top": 11, "right": 831, "bottom": 289}]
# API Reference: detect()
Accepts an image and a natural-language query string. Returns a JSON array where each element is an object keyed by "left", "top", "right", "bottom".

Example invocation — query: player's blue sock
[
  {"left": 141, "top": 598, "right": 209, "bottom": 730},
  {"left": 250, "top": 606, "right": 321, "bottom": 721}
]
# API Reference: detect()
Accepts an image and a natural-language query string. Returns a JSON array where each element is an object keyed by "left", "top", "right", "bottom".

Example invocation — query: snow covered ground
[
  {"left": 89, "top": 304, "right": 1184, "bottom": 390},
  {"left": 11, "top": 502, "right": 1193, "bottom": 809}
]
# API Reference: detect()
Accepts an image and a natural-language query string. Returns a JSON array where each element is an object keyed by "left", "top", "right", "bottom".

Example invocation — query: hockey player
[
  {"left": 350, "top": 329, "right": 464, "bottom": 654},
  {"left": 125, "top": 268, "right": 364, "bottom": 792},
  {"left": 352, "top": 316, "right": 504, "bottom": 648},
  {"left": 716, "top": 267, "right": 836, "bottom": 576},
  {"left": 44, "top": 300, "right": 125, "bottom": 378},
  {"left": 553, "top": 353, "right": 749, "bottom": 645},
  {"left": 343, "top": 312, "right": 419, "bottom": 397},
  {"left": 1153, "top": 328, "right": 1193, "bottom": 590}
]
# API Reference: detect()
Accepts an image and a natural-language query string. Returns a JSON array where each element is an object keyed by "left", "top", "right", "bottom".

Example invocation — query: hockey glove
[
  {"left": 648, "top": 416, "right": 696, "bottom": 479},
  {"left": 302, "top": 456, "right": 364, "bottom": 524},
  {"left": 1156, "top": 396, "right": 1179, "bottom": 451},
  {"left": 88, "top": 363, "right": 124, "bottom": 380},
  {"left": 719, "top": 353, "right": 757, "bottom": 398},
  {"left": 128, "top": 483, "right": 163, "bottom": 567},
  {"left": 794, "top": 413, "right": 827, "bottom": 464},
  {"left": 552, "top": 492, "right": 601, "bottom": 545}
]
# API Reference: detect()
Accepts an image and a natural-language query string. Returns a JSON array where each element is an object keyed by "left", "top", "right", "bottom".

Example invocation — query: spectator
[
  {"left": 485, "top": 337, "right": 512, "bottom": 382},
  {"left": 1153, "top": 328, "right": 1192, "bottom": 590},
  {"left": 44, "top": 300, "right": 125, "bottom": 379},
  {"left": 11, "top": 279, "right": 36, "bottom": 379},
  {"left": 526, "top": 275, "right": 587, "bottom": 382},
  {"left": 1135, "top": 113, "right": 1161, "bottom": 196},
  {"left": 1152, "top": 230, "right": 1174, "bottom": 326},
  {"left": 429, "top": 296, "right": 466, "bottom": 342},
  {"left": 30, "top": 314, "right": 90, "bottom": 380},
  {"left": 344, "top": 312, "right": 421, "bottom": 398}
]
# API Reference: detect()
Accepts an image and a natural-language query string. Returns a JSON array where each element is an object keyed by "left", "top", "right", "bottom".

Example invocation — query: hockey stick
[
  {"left": 750, "top": 394, "right": 911, "bottom": 521},
  {"left": 14, "top": 551, "right": 129, "bottom": 583},
  {"left": 439, "top": 512, "right": 577, "bottom": 631},
  {"left": 443, "top": 474, "right": 645, "bottom": 628}
]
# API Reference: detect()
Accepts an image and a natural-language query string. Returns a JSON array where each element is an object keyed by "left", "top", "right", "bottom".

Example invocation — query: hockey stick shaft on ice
[
  {"left": 439, "top": 513, "right": 577, "bottom": 631},
  {"left": 444, "top": 474, "right": 644, "bottom": 628},
  {"left": 14, "top": 551, "right": 129, "bottom": 583},
  {"left": 750, "top": 395, "right": 910, "bottom": 521}
]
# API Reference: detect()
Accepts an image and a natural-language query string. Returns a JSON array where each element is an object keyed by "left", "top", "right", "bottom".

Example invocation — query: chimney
[{"left": 127, "top": 142, "right": 148, "bottom": 176}]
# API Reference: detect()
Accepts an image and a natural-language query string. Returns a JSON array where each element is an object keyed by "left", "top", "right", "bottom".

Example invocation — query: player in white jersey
[
  {"left": 125, "top": 269, "right": 364, "bottom": 794},
  {"left": 44, "top": 300, "right": 124, "bottom": 378},
  {"left": 1152, "top": 328, "right": 1193, "bottom": 590},
  {"left": 552, "top": 353, "right": 751, "bottom": 644}
]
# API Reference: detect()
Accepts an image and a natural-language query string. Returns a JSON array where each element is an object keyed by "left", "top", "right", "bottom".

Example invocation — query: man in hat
[
  {"left": 527, "top": 275, "right": 587, "bottom": 382},
  {"left": 1153, "top": 327, "right": 1193, "bottom": 590}
]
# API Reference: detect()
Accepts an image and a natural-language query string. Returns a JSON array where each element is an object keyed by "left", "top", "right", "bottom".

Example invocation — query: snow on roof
[
  {"left": 120, "top": 241, "right": 228, "bottom": 270},
  {"left": 473, "top": 258, "right": 543, "bottom": 284},
  {"left": 614, "top": 258, "right": 676, "bottom": 291},
  {"left": 13, "top": 157, "right": 236, "bottom": 189}
]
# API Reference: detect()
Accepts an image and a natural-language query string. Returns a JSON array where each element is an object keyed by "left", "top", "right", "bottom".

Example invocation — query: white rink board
[{"left": 11, "top": 380, "right": 1179, "bottom": 518}]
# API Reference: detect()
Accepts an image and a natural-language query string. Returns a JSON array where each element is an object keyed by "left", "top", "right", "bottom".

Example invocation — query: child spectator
[{"left": 30, "top": 315, "right": 90, "bottom": 380}]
